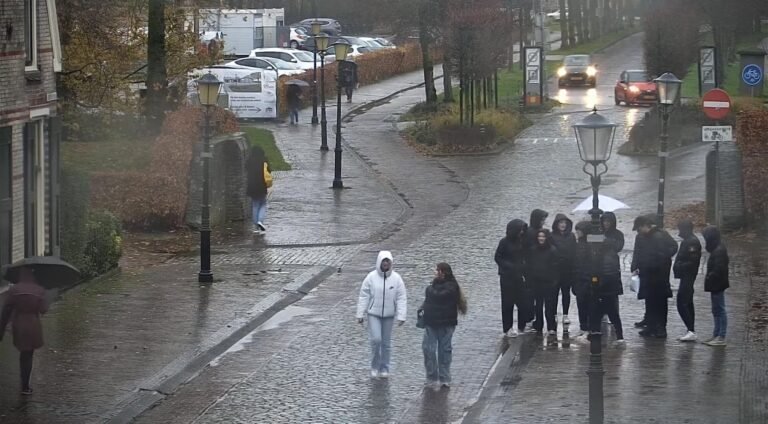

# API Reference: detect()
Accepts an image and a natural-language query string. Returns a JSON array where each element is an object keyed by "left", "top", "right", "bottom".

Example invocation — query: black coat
[
  {"left": 246, "top": 147, "right": 268, "bottom": 199},
  {"left": 422, "top": 279, "right": 460, "bottom": 327},
  {"left": 703, "top": 227, "right": 729, "bottom": 292},
  {"left": 673, "top": 220, "right": 702, "bottom": 280},
  {"left": 495, "top": 219, "right": 527, "bottom": 286},
  {"left": 631, "top": 227, "right": 678, "bottom": 300},
  {"left": 526, "top": 238, "right": 559, "bottom": 291},
  {"left": 523, "top": 209, "right": 549, "bottom": 251},
  {"left": 550, "top": 214, "right": 576, "bottom": 280},
  {"left": 571, "top": 231, "right": 622, "bottom": 297}
]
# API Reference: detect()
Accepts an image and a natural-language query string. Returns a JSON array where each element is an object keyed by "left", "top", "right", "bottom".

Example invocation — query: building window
[
  {"left": 25, "top": 0, "right": 37, "bottom": 69},
  {"left": 0, "top": 127, "right": 12, "bottom": 269}
]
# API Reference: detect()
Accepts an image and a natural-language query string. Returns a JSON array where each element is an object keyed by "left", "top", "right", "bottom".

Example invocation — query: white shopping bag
[{"left": 630, "top": 275, "right": 640, "bottom": 293}]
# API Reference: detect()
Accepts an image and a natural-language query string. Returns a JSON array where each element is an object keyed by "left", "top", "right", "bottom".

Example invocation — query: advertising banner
[{"left": 189, "top": 67, "right": 278, "bottom": 119}]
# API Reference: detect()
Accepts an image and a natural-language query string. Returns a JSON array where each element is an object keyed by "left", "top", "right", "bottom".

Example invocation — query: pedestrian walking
[
  {"left": 672, "top": 219, "right": 702, "bottom": 342},
  {"left": 527, "top": 229, "right": 560, "bottom": 335},
  {"left": 631, "top": 214, "right": 678, "bottom": 338},
  {"left": 340, "top": 60, "right": 359, "bottom": 103},
  {"left": 420, "top": 263, "right": 468, "bottom": 389},
  {"left": 494, "top": 219, "right": 529, "bottom": 338},
  {"left": 286, "top": 84, "right": 302, "bottom": 125},
  {"left": 0, "top": 267, "right": 49, "bottom": 395},
  {"left": 572, "top": 221, "right": 593, "bottom": 338},
  {"left": 702, "top": 226, "right": 729, "bottom": 347},
  {"left": 356, "top": 251, "right": 407, "bottom": 378},
  {"left": 551, "top": 214, "right": 576, "bottom": 325},
  {"left": 246, "top": 145, "right": 273, "bottom": 234}
]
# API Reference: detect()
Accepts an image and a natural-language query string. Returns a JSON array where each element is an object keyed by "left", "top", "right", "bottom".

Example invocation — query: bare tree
[
  {"left": 146, "top": 0, "right": 168, "bottom": 131},
  {"left": 559, "top": 0, "right": 570, "bottom": 48}
]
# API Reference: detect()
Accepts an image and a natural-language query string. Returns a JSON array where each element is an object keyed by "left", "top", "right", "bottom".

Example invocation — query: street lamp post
[
  {"left": 316, "top": 33, "right": 330, "bottom": 151},
  {"left": 195, "top": 73, "right": 222, "bottom": 283},
  {"left": 332, "top": 41, "right": 351, "bottom": 189},
  {"left": 310, "top": 21, "right": 322, "bottom": 125},
  {"left": 653, "top": 72, "right": 682, "bottom": 228},
  {"left": 573, "top": 106, "right": 618, "bottom": 424}
]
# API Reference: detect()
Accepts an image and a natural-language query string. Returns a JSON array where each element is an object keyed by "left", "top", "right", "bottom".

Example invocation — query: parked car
[
  {"left": 325, "top": 44, "right": 370, "bottom": 61},
  {"left": 557, "top": 54, "right": 597, "bottom": 87},
  {"left": 224, "top": 57, "right": 306, "bottom": 77},
  {"left": 614, "top": 70, "right": 657, "bottom": 106},
  {"left": 248, "top": 48, "right": 317, "bottom": 70},
  {"left": 547, "top": 9, "right": 568, "bottom": 21},
  {"left": 290, "top": 27, "right": 309, "bottom": 49},
  {"left": 290, "top": 18, "right": 342, "bottom": 36},
  {"left": 373, "top": 37, "right": 397, "bottom": 49}
]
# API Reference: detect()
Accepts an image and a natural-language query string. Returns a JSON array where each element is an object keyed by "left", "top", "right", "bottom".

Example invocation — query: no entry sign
[{"left": 702, "top": 88, "right": 731, "bottom": 120}]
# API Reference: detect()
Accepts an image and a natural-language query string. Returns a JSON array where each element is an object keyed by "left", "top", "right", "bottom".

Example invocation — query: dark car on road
[
  {"left": 290, "top": 18, "right": 342, "bottom": 36},
  {"left": 557, "top": 54, "right": 597, "bottom": 88},
  {"left": 614, "top": 70, "right": 657, "bottom": 106}
]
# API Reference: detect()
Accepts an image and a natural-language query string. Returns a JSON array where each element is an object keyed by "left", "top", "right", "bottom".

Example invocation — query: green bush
[{"left": 80, "top": 211, "right": 123, "bottom": 279}]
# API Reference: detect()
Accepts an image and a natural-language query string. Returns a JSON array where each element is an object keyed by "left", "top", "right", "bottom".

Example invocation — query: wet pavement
[{"left": 2, "top": 32, "right": 766, "bottom": 423}]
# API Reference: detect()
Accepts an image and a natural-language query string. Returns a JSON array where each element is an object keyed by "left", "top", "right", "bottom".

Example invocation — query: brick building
[{"left": 0, "top": 0, "right": 63, "bottom": 273}]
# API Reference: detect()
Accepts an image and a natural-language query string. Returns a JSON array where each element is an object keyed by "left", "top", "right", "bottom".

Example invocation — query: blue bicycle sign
[{"left": 742, "top": 64, "right": 763, "bottom": 86}]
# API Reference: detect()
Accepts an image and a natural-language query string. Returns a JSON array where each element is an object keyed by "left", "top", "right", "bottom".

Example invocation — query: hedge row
[
  {"left": 277, "top": 43, "right": 440, "bottom": 115},
  {"left": 736, "top": 109, "right": 768, "bottom": 223},
  {"left": 90, "top": 106, "right": 239, "bottom": 228}
]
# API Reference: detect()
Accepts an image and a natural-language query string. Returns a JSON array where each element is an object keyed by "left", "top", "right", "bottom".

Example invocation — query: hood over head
[
  {"left": 702, "top": 226, "right": 721, "bottom": 253},
  {"left": 375, "top": 250, "right": 394, "bottom": 277},
  {"left": 575, "top": 220, "right": 592, "bottom": 240},
  {"left": 506, "top": 219, "right": 527, "bottom": 240},
  {"left": 677, "top": 219, "right": 695, "bottom": 238},
  {"left": 529, "top": 209, "right": 549, "bottom": 230},
  {"left": 551, "top": 213, "right": 573, "bottom": 234},
  {"left": 533, "top": 229, "right": 553, "bottom": 249},
  {"left": 601, "top": 212, "right": 617, "bottom": 230}
]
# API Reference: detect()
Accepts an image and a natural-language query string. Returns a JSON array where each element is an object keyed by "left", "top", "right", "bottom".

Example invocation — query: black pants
[
  {"left": 576, "top": 294, "right": 590, "bottom": 331},
  {"left": 589, "top": 295, "right": 624, "bottom": 339},
  {"left": 345, "top": 86, "right": 354, "bottom": 101},
  {"left": 500, "top": 280, "right": 527, "bottom": 332},
  {"left": 677, "top": 276, "right": 696, "bottom": 332},
  {"left": 533, "top": 286, "right": 558, "bottom": 331},
  {"left": 20, "top": 350, "right": 34, "bottom": 390},
  {"left": 646, "top": 296, "right": 669, "bottom": 331},
  {"left": 559, "top": 277, "right": 572, "bottom": 315}
]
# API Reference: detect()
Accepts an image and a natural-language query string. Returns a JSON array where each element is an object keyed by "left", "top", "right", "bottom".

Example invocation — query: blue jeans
[
  {"left": 289, "top": 108, "right": 299, "bottom": 124},
  {"left": 423, "top": 325, "right": 455, "bottom": 383},
  {"left": 367, "top": 315, "right": 394, "bottom": 372},
  {"left": 252, "top": 198, "right": 267, "bottom": 225},
  {"left": 711, "top": 291, "right": 727, "bottom": 338}
]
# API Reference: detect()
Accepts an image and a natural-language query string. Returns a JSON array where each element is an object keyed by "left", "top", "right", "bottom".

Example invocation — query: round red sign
[{"left": 702, "top": 88, "right": 731, "bottom": 121}]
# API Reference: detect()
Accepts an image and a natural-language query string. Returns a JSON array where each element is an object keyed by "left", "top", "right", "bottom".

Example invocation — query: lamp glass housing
[
  {"left": 654, "top": 72, "right": 682, "bottom": 105},
  {"left": 333, "top": 41, "right": 351, "bottom": 61},
  {"left": 573, "top": 110, "right": 617, "bottom": 164},
  {"left": 197, "top": 73, "right": 222, "bottom": 106},
  {"left": 315, "top": 33, "right": 330, "bottom": 52},
  {"left": 311, "top": 21, "right": 322, "bottom": 36}
]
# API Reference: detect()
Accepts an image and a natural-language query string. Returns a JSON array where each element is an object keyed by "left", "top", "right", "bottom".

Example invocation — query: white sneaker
[
  {"left": 379, "top": 371, "right": 390, "bottom": 378},
  {"left": 563, "top": 316, "right": 571, "bottom": 325},
  {"left": 505, "top": 329, "right": 518, "bottom": 338},
  {"left": 679, "top": 331, "right": 697, "bottom": 342},
  {"left": 257, "top": 222, "right": 267, "bottom": 231},
  {"left": 547, "top": 330, "right": 556, "bottom": 336},
  {"left": 370, "top": 369, "right": 379, "bottom": 378},
  {"left": 705, "top": 336, "right": 727, "bottom": 346},
  {"left": 613, "top": 339, "right": 627, "bottom": 348}
]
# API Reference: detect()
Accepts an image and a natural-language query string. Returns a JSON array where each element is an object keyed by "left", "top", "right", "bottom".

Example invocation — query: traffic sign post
[
  {"left": 702, "top": 88, "right": 731, "bottom": 121},
  {"left": 698, "top": 46, "right": 717, "bottom": 96},
  {"left": 702, "top": 125, "right": 733, "bottom": 142},
  {"left": 701, "top": 88, "right": 732, "bottom": 228}
]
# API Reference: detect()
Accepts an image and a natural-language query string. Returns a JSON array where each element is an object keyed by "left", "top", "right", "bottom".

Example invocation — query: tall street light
[
  {"left": 316, "top": 33, "right": 331, "bottom": 151},
  {"left": 573, "top": 106, "right": 617, "bottom": 424},
  {"left": 332, "top": 41, "right": 351, "bottom": 189},
  {"left": 195, "top": 72, "right": 222, "bottom": 283},
  {"left": 310, "top": 21, "right": 322, "bottom": 125},
  {"left": 653, "top": 72, "right": 682, "bottom": 228}
]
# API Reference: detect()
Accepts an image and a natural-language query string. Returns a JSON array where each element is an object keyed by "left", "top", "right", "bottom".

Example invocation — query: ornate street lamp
[
  {"left": 653, "top": 72, "right": 682, "bottom": 227},
  {"left": 310, "top": 21, "right": 322, "bottom": 125},
  {"left": 573, "top": 106, "right": 617, "bottom": 424},
  {"left": 195, "top": 72, "right": 222, "bottom": 283},
  {"left": 332, "top": 41, "right": 351, "bottom": 189},
  {"left": 316, "top": 33, "right": 331, "bottom": 151}
]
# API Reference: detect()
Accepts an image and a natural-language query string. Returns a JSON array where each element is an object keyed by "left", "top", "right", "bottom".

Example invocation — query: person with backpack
[
  {"left": 246, "top": 145, "right": 273, "bottom": 234},
  {"left": 672, "top": 219, "right": 702, "bottom": 342}
]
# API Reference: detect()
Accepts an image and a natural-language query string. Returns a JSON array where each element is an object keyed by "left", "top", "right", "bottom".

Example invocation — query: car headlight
[
  {"left": 629, "top": 85, "right": 640, "bottom": 93},
  {"left": 586, "top": 66, "right": 597, "bottom": 76},
  {"left": 557, "top": 67, "right": 566, "bottom": 77}
]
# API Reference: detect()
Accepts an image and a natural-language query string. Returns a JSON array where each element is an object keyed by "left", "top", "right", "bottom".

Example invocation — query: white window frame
[
  {"left": 25, "top": 0, "right": 38, "bottom": 71},
  {"left": 30, "top": 119, "right": 46, "bottom": 254},
  {"left": 47, "top": 0, "right": 62, "bottom": 72}
]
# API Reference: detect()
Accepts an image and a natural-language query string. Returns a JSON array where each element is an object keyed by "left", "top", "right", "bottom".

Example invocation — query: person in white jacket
[{"left": 356, "top": 250, "right": 407, "bottom": 378}]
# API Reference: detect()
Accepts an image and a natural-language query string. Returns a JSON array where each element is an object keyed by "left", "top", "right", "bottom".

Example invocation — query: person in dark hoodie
[
  {"left": 494, "top": 219, "right": 529, "bottom": 337},
  {"left": 702, "top": 226, "right": 729, "bottom": 347},
  {"left": 672, "top": 219, "right": 702, "bottom": 342},
  {"left": 631, "top": 214, "right": 678, "bottom": 338},
  {"left": 601, "top": 212, "right": 625, "bottom": 323},
  {"left": 572, "top": 221, "right": 593, "bottom": 337},
  {"left": 527, "top": 229, "right": 560, "bottom": 335},
  {"left": 524, "top": 209, "right": 549, "bottom": 251},
  {"left": 551, "top": 214, "right": 576, "bottom": 325}
]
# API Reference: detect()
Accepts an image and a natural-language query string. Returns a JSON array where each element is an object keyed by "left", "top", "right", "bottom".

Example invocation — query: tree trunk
[
  {"left": 559, "top": 0, "right": 570, "bottom": 48},
  {"left": 443, "top": 51, "right": 454, "bottom": 102},
  {"left": 418, "top": 2, "right": 437, "bottom": 104},
  {"left": 146, "top": 0, "right": 167, "bottom": 132},
  {"left": 569, "top": 0, "right": 579, "bottom": 45}
]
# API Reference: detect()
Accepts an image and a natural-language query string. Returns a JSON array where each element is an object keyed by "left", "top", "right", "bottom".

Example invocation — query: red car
[{"left": 614, "top": 70, "right": 657, "bottom": 106}]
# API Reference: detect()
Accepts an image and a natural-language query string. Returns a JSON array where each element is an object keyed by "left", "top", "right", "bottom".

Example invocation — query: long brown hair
[{"left": 437, "top": 262, "right": 467, "bottom": 315}]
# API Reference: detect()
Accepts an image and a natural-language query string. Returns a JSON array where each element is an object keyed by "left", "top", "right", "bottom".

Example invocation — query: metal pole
[
  {"left": 311, "top": 45, "right": 319, "bottom": 125},
  {"left": 519, "top": 3, "right": 525, "bottom": 70},
  {"left": 198, "top": 105, "right": 213, "bottom": 283},
  {"left": 333, "top": 64, "right": 344, "bottom": 189},
  {"left": 657, "top": 106, "right": 669, "bottom": 227},
  {"left": 714, "top": 126, "right": 721, "bottom": 227},
  {"left": 587, "top": 169, "right": 604, "bottom": 424},
  {"left": 320, "top": 53, "right": 329, "bottom": 151}
]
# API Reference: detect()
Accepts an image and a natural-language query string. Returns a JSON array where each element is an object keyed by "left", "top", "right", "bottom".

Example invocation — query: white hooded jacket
[{"left": 356, "top": 251, "right": 407, "bottom": 321}]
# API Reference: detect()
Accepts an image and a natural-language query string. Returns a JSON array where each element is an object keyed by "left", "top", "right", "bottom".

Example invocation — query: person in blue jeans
[
  {"left": 703, "top": 226, "right": 729, "bottom": 346},
  {"left": 245, "top": 145, "right": 270, "bottom": 233},
  {"left": 356, "top": 251, "right": 407, "bottom": 378},
  {"left": 420, "top": 263, "right": 467, "bottom": 389}
]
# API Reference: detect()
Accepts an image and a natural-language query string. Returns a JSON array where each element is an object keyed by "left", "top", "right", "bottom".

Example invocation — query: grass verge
[
  {"left": 554, "top": 27, "right": 641, "bottom": 55},
  {"left": 242, "top": 127, "right": 291, "bottom": 171}
]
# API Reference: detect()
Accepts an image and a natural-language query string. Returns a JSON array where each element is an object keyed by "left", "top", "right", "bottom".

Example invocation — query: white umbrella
[{"left": 572, "top": 194, "right": 630, "bottom": 213}]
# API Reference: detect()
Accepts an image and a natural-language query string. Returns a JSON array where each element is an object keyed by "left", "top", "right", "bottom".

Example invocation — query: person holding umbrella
[
  {"left": 285, "top": 82, "right": 303, "bottom": 125},
  {"left": 1, "top": 266, "right": 49, "bottom": 395}
]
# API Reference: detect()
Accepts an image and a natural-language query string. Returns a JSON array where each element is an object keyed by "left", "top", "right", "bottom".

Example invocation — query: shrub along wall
[
  {"left": 90, "top": 106, "right": 239, "bottom": 229},
  {"left": 735, "top": 109, "right": 768, "bottom": 225}
]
